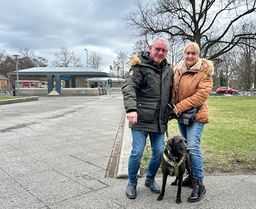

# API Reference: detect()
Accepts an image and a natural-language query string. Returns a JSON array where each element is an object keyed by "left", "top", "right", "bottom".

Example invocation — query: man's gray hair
[{"left": 151, "top": 37, "right": 169, "bottom": 49}]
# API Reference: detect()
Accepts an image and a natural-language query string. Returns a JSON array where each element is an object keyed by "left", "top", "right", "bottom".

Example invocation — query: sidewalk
[{"left": 0, "top": 95, "right": 255, "bottom": 208}]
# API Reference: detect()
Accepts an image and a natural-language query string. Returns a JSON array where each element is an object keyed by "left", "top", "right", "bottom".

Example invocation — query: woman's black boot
[
  {"left": 182, "top": 175, "right": 193, "bottom": 188},
  {"left": 188, "top": 179, "right": 206, "bottom": 202}
]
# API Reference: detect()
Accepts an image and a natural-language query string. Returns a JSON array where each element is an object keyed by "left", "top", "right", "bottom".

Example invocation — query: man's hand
[
  {"left": 126, "top": 112, "right": 138, "bottom": 123},
  {"left": 173, "top": 107, "right": 179, "bottom": 115},
  {"left": 169, "top": 113, "right": 177, "bottom": 120}
]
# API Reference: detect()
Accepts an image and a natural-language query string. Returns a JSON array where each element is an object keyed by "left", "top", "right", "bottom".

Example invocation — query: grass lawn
[
  {"left": 141, "top": 96, "right": 256, "bottom": 175},
  {"left": 0, "top": 96, "right": 22, "bottom": 100}
]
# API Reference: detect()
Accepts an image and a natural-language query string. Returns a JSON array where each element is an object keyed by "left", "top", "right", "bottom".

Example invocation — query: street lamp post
[
  {"left": 13, "top": 55, "right": 20, "bottom": 96},
  {"left": 84, "top": 48, "right": 88, "bottom": 67}
]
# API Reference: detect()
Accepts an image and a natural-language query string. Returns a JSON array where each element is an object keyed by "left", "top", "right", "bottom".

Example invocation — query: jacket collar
[
  {"left": 129, "top": 51, "right": 170, "bottom": 69},
  {"left": 178, "top": 59, "right": 202, "bottom": 73},
  {"left": 174, "top": 58, "right": 214, "bottom": 76}
]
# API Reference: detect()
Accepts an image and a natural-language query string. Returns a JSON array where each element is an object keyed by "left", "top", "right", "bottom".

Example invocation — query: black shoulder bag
[{"left": 178, "top": 106, "right": 202, "bottom": 125}]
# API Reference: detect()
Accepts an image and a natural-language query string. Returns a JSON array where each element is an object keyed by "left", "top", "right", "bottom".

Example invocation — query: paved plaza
[{"left": 0, "top": 94, "right": 255, "bottom": 208}]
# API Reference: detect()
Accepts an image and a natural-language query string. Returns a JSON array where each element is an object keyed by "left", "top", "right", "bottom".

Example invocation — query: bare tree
[
  {"left": 19, "top": 47, "right": 37, "bottom": 68},
  {"left": 0, "top": 55, "right": 16, "bottom": 77},
  {"left": 126, "top": 0, "right": 256, "bottom": 61},
  {"left": 213, "top": 21, "right": 256, "bottom": 90},
  {"left": 133, "top": 39, "right": 149, "bottom": 54},
  {"left": 88, "top": 52, "right": 102, "bottom": 70},
  {"left": 236, "top": 40, "right": 255, "bottom": 90},
  {"left": 52, "top": 47, "right": 82, "bottom": 67},
  {"left": 113, "top": 51, "right": 130, "bottom": 78},
  {"left": 254, "top": 58, "right": 256, "bottom": 89},
  {"left": 0, "top": 48, "right": 48, "bottom": 77},
  {"left": 19, "top": 47, "right": 48, "bottom": 68},
  {"left": 33, "top": 57, "right": 48, "bottom": 67},
  {"left": 0, "top": 49, "right": 5, "bottom": 64}
]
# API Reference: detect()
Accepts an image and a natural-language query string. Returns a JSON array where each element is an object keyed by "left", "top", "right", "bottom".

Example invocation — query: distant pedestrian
[
  {"left": 12, "top": 83, "right": 16, "bottom": 96},
  {"left": 122, "top": 37, "right": 174, "bottom": 199},
  {"left": 171, "top": 42, "right": 214, "bottom": 202}
]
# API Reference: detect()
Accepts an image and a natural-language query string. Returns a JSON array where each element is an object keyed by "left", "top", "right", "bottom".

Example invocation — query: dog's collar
[{"left": 163, "top": 152, "right": 185, "bottom": 177}]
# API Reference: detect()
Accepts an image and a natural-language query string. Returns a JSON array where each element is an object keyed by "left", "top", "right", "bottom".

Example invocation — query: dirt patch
[{"left": 140, "top": 164, "right": 256, "bottom": 177}]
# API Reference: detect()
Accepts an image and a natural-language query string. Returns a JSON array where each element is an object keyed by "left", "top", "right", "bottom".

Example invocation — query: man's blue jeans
[
  {"left": 178, "top": 122, "right": 205, "bottom": 180},
  {"left": 128, "top": 129, "right": 165, "bottom": 185}
]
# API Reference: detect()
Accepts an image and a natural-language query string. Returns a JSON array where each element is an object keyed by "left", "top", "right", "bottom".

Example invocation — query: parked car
[
  {"left": 40, "top": 82, "right": 48, "bottom": 88},
  {"left": 23, "top": 82, "right": 36, "bottom": 88},
  {"left": 216, "top": 87, "right": 238, "bottom": 94}
]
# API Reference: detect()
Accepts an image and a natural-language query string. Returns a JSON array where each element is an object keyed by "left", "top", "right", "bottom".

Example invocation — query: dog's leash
[{"left": 163, "top": 152, "right": 185, "bottom": 177}]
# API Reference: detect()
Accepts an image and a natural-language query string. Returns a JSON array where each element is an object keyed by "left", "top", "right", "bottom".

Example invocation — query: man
[{"left": 122, "top": 37, "right": 174, "bottom": 199}]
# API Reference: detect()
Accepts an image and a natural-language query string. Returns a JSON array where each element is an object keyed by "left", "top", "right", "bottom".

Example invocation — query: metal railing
[{"left": 0, "top": 88, "right": 13, "bottom": 96}]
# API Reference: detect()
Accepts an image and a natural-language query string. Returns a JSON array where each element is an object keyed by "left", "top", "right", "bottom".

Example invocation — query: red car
[
  {"left": 216, "top": 87, "right": 238, "bottom": 94},
  {"left": 23, "top": 82, "right": 36, "bottom": 88}
]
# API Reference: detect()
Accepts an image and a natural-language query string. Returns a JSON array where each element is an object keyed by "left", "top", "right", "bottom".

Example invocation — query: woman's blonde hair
[{"left": 183, "top": 42, "right": 200, "bottom": 54}]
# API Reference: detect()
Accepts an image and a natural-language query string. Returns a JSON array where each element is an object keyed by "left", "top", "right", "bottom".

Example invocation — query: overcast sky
[{"left": 0, "top": 0, "right": 139, "bottom": 71}]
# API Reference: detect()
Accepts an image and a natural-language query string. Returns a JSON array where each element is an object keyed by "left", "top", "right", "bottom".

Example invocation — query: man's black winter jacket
[{"left": 122, "top": 51, "right": 174, "bottom": 133}]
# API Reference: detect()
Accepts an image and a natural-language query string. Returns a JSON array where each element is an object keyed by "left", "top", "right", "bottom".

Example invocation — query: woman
[{"left": 171, "top": 42, "right": 214, "bottom": 202}]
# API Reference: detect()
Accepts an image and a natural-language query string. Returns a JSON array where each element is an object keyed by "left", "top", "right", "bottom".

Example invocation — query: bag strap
[
  {"left": 196, "top": 104, "right": 203, "bottom": 112},
  {"left": 175, "top": 73, "right": 184, "bottom": 103}
]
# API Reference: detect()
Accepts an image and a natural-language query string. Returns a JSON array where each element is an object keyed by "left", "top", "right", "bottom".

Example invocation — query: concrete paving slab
[
  {"left": 0, "top": 168, "right": 10, "bottom": 179},
  {"left": 0, "top": 148, "right": 49, "bottom": 178},
  {"left": 53, "top": 157, "right": 104, "bottom": 175},
  {"left": 50, "top": 192, "right": 121, "bottom": 209},
  {"left": 0, "top": 191, "right": 46, "bottom": 209},
  {"left": 202, "top": 175, "right": 248, "bottom": 199},
  {"left": 52, "top": 161, "right": 107, "bottom": 191},
  {"left": 0, "top": 177, "right": 28, "bottom": 196},
  {"left": 244, "top": 174, "right": 256, "bottom": 183},
  {"left": 197, "top": 177, "right": 256, "bottom": 209},
  {"left": 15, "top": 169, "right": 91, "bottom": 205}
]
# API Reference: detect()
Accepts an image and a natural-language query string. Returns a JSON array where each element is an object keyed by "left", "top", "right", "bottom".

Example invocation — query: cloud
[{"left": 0, "top": 0, "right": 139, "bottom": 71}]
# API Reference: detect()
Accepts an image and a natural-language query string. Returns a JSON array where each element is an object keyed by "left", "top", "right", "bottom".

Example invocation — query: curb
[
  {"left": 106, "top": 112, "right": 125, "bottom": 178},
  {"left": 116, "top": 117, "right": 141, "bottom": 178},
  {"left": 0, "top": 96, "right": 39, "bottom": 105}
]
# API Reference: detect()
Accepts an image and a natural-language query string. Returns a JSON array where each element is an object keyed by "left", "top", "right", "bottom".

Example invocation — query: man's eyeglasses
[
  {"left": 185, "top": 52, "right": 197, "bottom": 56},
  {"left": 154, "top": 47, "right": 168, "bottom": 54}
]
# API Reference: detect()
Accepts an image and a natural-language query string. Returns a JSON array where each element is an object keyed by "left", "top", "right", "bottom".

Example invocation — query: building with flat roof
[{"left": 8, "top": 67, "right": 110, "bottom": 95}]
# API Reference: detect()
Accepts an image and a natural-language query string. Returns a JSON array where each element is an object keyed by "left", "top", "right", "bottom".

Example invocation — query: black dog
[{"left": 157, "top": 136, "right": 192, "bottom": 204}]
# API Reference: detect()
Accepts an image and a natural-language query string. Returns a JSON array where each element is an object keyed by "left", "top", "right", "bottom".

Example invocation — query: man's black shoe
[
  {"left": 145, "top": 179, "right": 160, "bottom": 194},
  {"left": 182, "top": 175, "right": 193, "bottom": 188},
  {"left": 188, "top": 179, "right": 206, "bottom": 202},
  {"left": 126, "top": 184, "right": 137, "bottom": 199}
]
